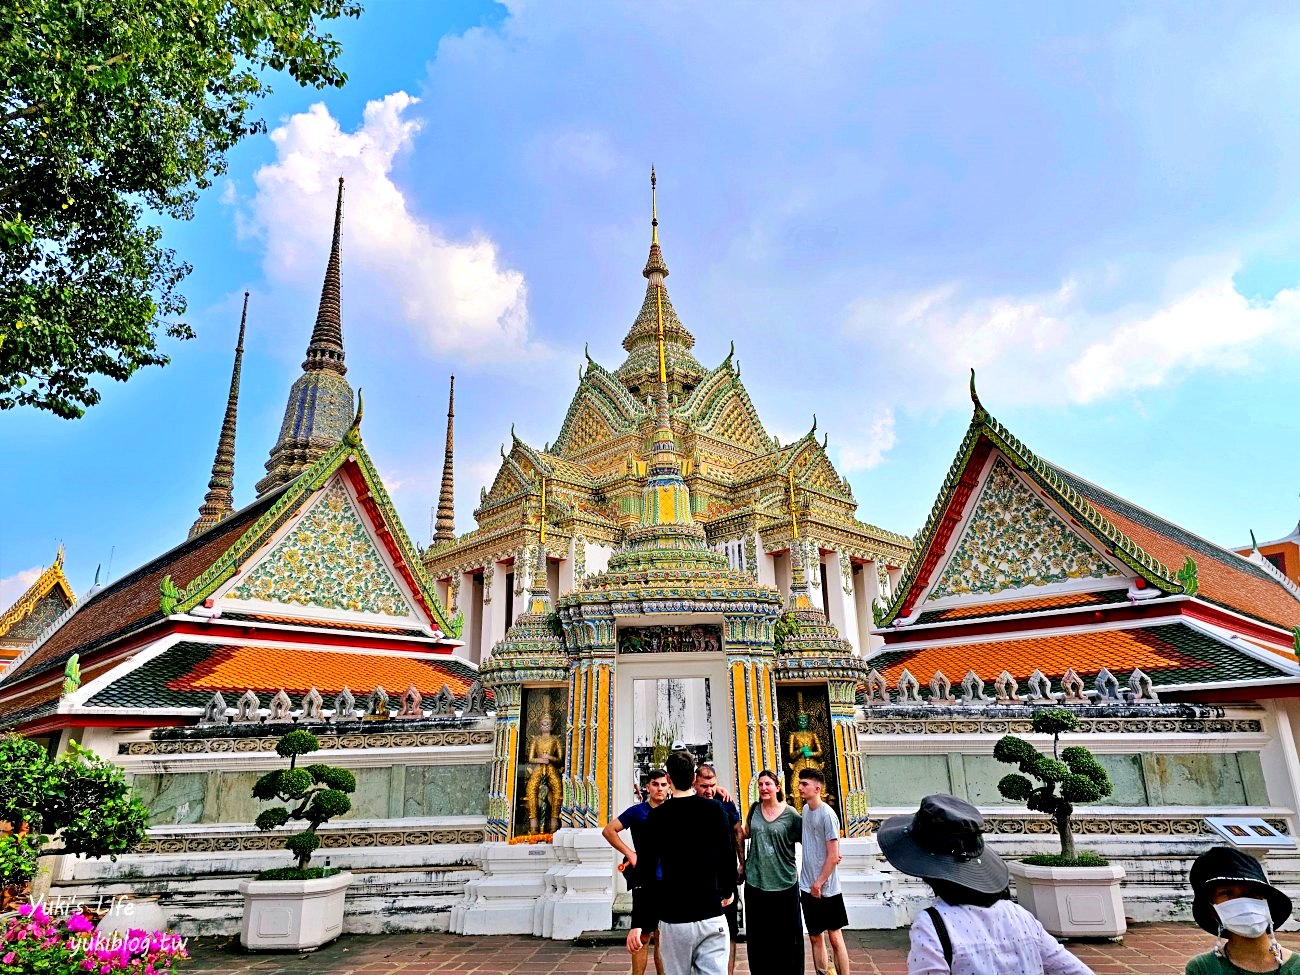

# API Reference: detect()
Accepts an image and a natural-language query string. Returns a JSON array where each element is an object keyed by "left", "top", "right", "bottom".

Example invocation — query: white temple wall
[
  {"left": 461, "top": 572, "right": 484, "bottom": 664},
  {"left": 822, "top": 549, "right": 862, "bottom": 655},
  {"left": 855, "top": 560, "right": 883, "bottom": 654},
  {"left": 481, "top": 559, "right": 509, "bottom": 656},
  {"left": 753, "top": 533, "right": 778, "bottom": 589},
  {"left": 858, "top": 701, "right": 1300, "bottom": 925}
]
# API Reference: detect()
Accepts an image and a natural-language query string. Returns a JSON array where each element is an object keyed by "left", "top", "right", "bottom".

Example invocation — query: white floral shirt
[{"left": 908, "top": 899, "right": 1096, "bottom": 975}]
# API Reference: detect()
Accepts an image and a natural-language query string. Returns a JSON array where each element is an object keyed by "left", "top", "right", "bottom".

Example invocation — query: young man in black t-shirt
[
  {"left": 694, "top": 762, "right": 745, "bottom": 975},
  {"left": 627, "top": 751, "right": 736, "bottom": 975}
]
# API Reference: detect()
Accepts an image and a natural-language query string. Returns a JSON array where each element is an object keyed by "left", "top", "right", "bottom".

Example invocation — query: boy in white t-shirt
[{"left": 797, "top": 769, "right": 849, "bottom": 975}]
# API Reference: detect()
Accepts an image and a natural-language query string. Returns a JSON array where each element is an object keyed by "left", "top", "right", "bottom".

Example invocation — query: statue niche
[
  {"left": 776, "top": 685, "right": 838, "bottom": 814},
  {"left": 515, "top": 688, "right": 567, "bottom": 835}
]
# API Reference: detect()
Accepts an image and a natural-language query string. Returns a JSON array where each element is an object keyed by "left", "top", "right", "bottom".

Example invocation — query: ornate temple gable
[
  {"left": 222, "top": 475, "right": 420, "bottom": 622},
  {"left": 480, "top": 451, "right": 533, "bottom": 510},
  {"left": 777, "top": 432, "right": 854, "bottom": 502},
  {"left": 683, "top": 362, "right": 772, "bottom": 455},
  {"left": 0, "top": 549, "right": 76, "bottom": 655},
  {"left": 552, "top": 358, "right": 646, "bottom": 458},
  {"left": 883, "top": 377, "right": 1187, "bottom": 628},
  {"left": 921, "top": 456, "right": 1125, "bottom": 605},
  {"left": 184, "top": 423, "right": 458, "bottom": 637}
]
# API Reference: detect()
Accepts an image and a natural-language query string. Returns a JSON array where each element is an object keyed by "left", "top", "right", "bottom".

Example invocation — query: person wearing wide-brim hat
[
  {"left": 1185, "top": 845, "right": 1295, "bottom": 974},
  {"left": 879, "top": 795, "right": 1094, "bottom": 975}
]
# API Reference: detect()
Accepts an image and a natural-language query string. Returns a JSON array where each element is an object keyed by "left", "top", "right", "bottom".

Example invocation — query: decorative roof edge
[
  {"left": 0, "top": 548, "right": 76, "bottom": 639},
  {"left": 172, "top": 429, "right": 461, "bottom": 638},
  {"left": 882, "top": 375, "right": 1183, "bottom": 627}
]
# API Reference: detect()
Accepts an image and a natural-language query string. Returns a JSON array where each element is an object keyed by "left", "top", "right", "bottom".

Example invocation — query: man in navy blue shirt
[{"left": 603, "top": 768, "right": 670, "bottom": 975}]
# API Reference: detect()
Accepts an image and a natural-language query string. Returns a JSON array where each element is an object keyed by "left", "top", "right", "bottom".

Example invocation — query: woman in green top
[
  {"left": 1186, "top": 846, "right": 1295, "bottom": 974},
  {"left": 741, "top": 769, "right": 803, "bottom": 975}
]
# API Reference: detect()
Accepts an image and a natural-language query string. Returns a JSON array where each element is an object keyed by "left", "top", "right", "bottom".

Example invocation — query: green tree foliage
[
  {"left": 252, "top": 729, "right": 356, "bottom": 875},
  {"left": 0, "top": 0, "right": 362, "bottom": 418},
  {"left": 0, "top": 733, "right": 150, "bottom": 891},
  {"left": 773, "top": 611, "right": 800, "bottom": 652},
  {"left": 994, "top": 708, "right": 1113, "bottom": 861}
]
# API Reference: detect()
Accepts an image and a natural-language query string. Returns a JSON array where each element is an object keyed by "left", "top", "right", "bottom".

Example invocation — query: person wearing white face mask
[{"left": 1187, "top": 846, "right": 1295, "bottom": 974}]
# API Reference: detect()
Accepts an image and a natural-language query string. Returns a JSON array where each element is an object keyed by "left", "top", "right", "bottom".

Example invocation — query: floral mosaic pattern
[
  {"left": 928, "top": 458, "right": 1120, "bottom": 600},
  {"left": 231, "top": 478, "right": 414, "bottom": 617}
]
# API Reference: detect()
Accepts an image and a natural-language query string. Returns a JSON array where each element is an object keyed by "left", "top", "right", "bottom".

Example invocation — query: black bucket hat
[
  {"left": 1189, "top": 846, "right": 1292, "bottom": 935},
  {"left": 879, "top": 794, "right": 1009, "bottom": 894}
]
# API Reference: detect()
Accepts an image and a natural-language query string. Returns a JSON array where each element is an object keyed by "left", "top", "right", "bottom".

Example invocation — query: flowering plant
[{"left": 0, "top": 902, "right": 187, "bottom": 974}]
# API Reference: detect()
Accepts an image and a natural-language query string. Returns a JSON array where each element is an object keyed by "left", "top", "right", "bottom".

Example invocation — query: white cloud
[
  {"left": 0, "top": 567, "right": 42, "bottom": 611},
  {"left": 845, "top": 265, "right": 1300, "bottom": 409},
  {"left": 249, "top": 92, "right": 534, "bottom": 360},
  {"left": 837, "top": 408, "right": 897, "bottom": 471}
]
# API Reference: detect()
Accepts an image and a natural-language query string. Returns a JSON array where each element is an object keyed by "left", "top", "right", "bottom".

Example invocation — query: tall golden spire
[
  {"left": 189, "top": 292, "right": 248, "bottom": 539},
  {"left": 432, "top": 375, "right": 456, "bottom": 544},
  {"left": 652, "top": 169, "right": 667, "bottom": 385}
]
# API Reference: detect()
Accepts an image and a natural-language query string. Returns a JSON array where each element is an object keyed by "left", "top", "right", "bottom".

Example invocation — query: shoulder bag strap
[{"left": 925, "top": 905, "right": 953, "bottom": 971}]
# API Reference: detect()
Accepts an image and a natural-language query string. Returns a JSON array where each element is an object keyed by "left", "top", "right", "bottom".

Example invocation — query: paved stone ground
[{"left": 180, "top": 924, "right": 1300, "bottom": 975}]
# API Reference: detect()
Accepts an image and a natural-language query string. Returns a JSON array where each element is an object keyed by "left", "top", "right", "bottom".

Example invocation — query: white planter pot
[
  {"left": 1008, "top": 861, "right": 1126, "bottom": 939},
  {"left": 239, "top": 872, "right": 352, "bottom": 952}
]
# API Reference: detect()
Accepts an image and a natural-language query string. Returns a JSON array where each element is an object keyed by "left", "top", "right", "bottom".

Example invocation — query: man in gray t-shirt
[{"left": 797, "top": 770, "right": 849, "bottom": 975}]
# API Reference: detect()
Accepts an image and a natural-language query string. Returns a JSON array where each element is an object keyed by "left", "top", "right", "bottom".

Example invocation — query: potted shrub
[
  {"left": 239, "top": 729, "right": 356, "bottom": 951},
  {"left": 994, "top": 708, "right": 1126, "bottom": 938}
]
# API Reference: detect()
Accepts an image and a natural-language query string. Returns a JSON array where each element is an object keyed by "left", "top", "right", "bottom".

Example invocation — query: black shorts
[
  {"left": 632, "top": 886, "right": 658, "bottom": 933},
  {"left": 799, "top": 890, "right": 848, "bottom": 936}
]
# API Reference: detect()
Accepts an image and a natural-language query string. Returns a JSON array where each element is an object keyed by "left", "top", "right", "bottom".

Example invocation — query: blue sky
[{"left": 4, "top": 1, "right": 1300, "bottom": 604}]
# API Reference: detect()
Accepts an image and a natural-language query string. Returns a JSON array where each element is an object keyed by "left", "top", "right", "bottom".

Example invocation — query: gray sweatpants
[{"left": 658, "top": 916, "right": 730, "bottom": 975}]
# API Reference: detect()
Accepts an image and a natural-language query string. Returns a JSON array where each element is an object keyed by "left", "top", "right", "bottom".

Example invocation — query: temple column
[
  {"left": 481, "top": 560, "right": 509, "bottom": 652},
  {"left": 859, "top": 560, "right": 885, "bottom": 654},
  {"left": 460, "top": 570, "right": 483, "bottom": 664},
  {"left": 484, "top": 683, "right": 521, "bottom": 841},
  {"left": 823, "top": 550, "right": 862, "bottom": 655},
  {"left": 558, "top": 609, "right": 616, "bottom": 831},
  {"left": 829, "top": 674, "right": 870, "bottom": 837}
]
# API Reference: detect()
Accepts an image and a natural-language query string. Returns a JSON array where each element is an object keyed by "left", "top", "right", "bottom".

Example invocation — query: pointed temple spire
[
  {"left": 615, "top": 168, "right": 706, "bottom": 395},
  {"left": 305, "top": 177, "right": 348, "bottom": 376},
  {"left": 256, "top": 177, "right": 356, "bottom": 497},
  {"left": 432, "top": 376, "right": 457, "bottom": 544},
  {"left": 189, "top": 293, "right": 249, "bottom": 539}
]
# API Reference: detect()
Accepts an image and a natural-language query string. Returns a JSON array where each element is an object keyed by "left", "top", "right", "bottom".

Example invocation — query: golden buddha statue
[
  {"left": 525, "top": 711, "right": 564, "bottom": 832},
  {"left": 786, "top": 712, "right": 824, "bottom": 812}
]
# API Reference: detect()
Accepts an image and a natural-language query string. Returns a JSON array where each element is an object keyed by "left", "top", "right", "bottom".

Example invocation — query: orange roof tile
[
  {"left": 174, "top": 645, "right": 474, "bottom": 697},
  {"left": 1090, "top": 499, "right": 1300, "bottom": 632},
  {"left": 874, "top": 627, "right": 1194, "bottom": 686}
]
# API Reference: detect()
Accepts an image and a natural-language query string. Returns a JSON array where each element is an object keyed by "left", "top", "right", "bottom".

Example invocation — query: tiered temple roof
[{"left": 425, "top": 173, "right": 911, "bottom": 581}]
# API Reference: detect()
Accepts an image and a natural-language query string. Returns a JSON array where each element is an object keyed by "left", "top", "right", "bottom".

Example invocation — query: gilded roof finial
[{"left": 651, "top": 165, "right": 659, "bottom": 246}]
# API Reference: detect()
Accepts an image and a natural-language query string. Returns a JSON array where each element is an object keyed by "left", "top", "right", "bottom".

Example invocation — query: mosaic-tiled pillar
[
  {"left": 559, "top": 610, "right": 616, "bottom": 830},
  {"left": 725, "top": 612, "right": 780, "bottom": 816},
  {"left": 829, "top": 675, "right": 870, "bottom": 837},
  {"left": 485, "top": 683, "right": 521, "bottom": 841}
]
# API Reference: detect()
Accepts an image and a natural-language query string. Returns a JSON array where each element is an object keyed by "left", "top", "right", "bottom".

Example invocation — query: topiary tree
[
  {"left": 252, "top": 729, "right": 356, "bottom": 878},
  {"left": 0, "top": 733, "right": 150, "bottom": 895},
  {"left": 994, "top": 708, "right": 1112, "bottom": 863}
]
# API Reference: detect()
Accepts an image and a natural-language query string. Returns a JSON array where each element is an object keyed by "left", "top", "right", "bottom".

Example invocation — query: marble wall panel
[
  {"left": 130, "top": 772, "right": 206, "bottom": 825},
  {"left": 403, "top": 764, "right": 490, "bottom": 817},
  {"left": 863, "top": 754, "right": 951, "bottom": 807}
]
